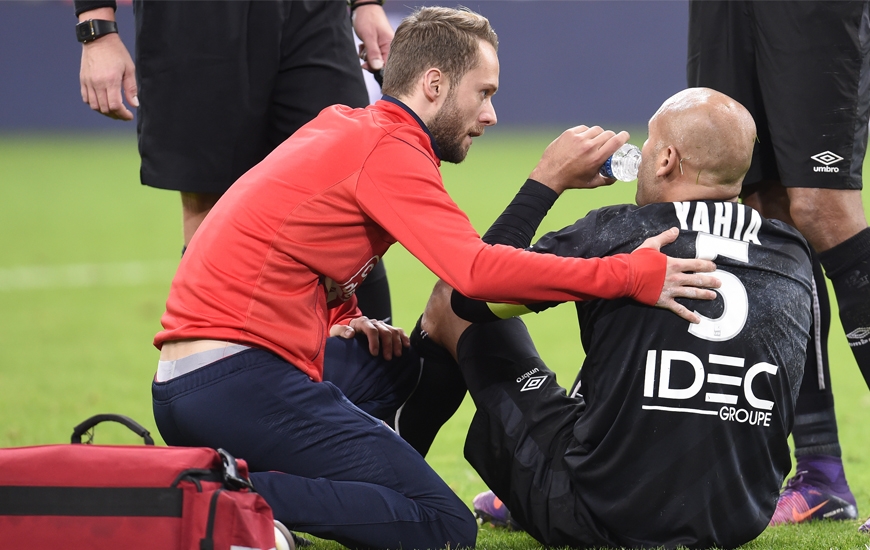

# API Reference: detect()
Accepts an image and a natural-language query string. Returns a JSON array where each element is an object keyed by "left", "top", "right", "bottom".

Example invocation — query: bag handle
[
  {"left": 71, "top": 414, "right": 155, "bottom": 445},
  {"left": 217, "top": 448, "right": 254, "bottom": 491}
]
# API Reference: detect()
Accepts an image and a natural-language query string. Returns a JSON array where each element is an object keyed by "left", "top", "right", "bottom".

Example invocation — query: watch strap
[{"left": 76, "top": 19, "right": 118, "bottom": 43}]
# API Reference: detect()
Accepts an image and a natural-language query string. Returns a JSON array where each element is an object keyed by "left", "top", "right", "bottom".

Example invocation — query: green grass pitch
[{"left": 0, "top": 130, "right": 868, "bottom": 549}]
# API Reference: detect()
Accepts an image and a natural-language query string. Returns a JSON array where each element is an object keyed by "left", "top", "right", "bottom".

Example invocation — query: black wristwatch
[{"left": 76, "top": 19, "right": 118, "bottom": 43}]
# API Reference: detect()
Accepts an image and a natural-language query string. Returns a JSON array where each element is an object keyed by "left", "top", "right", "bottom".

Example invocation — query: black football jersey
[{"left": 530, "top": 201, "right": 813, "bottom": 549}]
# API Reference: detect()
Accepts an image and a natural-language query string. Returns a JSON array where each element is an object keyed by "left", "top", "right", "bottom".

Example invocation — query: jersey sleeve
[
  {"left": 530, "top": 210, "right": 602, "bottom": 257},
  {"left": 481, "top": 179, "right": 559, "bottom": 247},
  {"left": 355, "top": 136, "right": 667, "bottom": 306}
]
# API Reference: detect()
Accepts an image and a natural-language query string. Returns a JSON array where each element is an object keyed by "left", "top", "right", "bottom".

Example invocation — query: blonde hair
[{"left": 382, "top": 6, "right": 498, "bottom": 98}]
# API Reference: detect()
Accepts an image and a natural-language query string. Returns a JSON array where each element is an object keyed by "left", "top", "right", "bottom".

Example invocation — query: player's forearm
[
  {"left": 454, "top": 178, "right": 561, "bottom": 321},
  {"left": 482, "top": 179, "right": 558, "bottom": 248}
]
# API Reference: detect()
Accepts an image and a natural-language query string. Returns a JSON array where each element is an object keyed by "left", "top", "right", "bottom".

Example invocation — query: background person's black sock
[
  {"left": 793, "top": 252, "right": 842, "bottom": 458},
  {"left": 819, "top": 227, "right": 870, "bottom": 390},
  {"left": 355, "top": 260, "right": 392, "bottom": 323}
]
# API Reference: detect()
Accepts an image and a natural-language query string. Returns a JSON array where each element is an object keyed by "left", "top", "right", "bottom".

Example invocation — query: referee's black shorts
[
  {"left": 133, "top": 0, "right": 369, "bottom": 194},
  {"left": 688, "top": 0, "right": 870, "bottom": 190},
  {"left": 458, "top": 318, "right": 608, "bottom": 548}
]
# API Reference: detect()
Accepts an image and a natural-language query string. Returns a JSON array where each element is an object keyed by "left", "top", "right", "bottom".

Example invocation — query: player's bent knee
[
  {"left": 788, "top": 189, "right": 868, "bottom": 250},
  {"left": 422, "top": 281, "right": 468, "bottom": 345}
]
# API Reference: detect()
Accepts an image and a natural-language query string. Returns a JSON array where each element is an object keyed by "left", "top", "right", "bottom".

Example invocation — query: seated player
[{"left": 419, "top": 88, "right": 814, "bottom": 549}]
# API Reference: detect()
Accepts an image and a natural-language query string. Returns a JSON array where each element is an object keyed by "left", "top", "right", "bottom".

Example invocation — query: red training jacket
[{"left": 154, "top": 99, "right": 666, "bottom": 381}]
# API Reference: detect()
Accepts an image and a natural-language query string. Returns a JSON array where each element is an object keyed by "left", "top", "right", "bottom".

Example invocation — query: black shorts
[
  {"left": 133, "top": 0, "right": 369, "bottom": 194},
  {"left": 687, "top": 0, "right": 870, "bottom": 190},
  {"left": 458, "top": 319, "right": 609, "bottom": 548}
]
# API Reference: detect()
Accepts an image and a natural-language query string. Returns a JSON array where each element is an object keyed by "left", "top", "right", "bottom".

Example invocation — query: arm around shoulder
[{"left": 625, "top": 247, "right": 668, "bottom": 306}]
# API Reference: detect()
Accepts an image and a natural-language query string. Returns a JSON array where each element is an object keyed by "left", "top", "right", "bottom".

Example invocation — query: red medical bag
[{"left": 0, "top": 414, "right": 276, "bottom": 550}]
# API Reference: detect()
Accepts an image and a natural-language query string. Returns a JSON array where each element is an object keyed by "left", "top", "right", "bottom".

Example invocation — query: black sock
[
  {"left": 355, "top": 261, "right": 392, "bottom": 324},
  {"left": 392, "top": 317, "right": 467, "bottom": 457},
  {"left": 819, "top": 227, "right": 870, "bottom": 390},
  {"left": 792, "top": 251, "right": 842, "bottom": 458}
]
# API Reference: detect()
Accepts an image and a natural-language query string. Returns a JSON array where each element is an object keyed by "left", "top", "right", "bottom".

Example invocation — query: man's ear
[
  {"left": 422, "top": 68, "right": 446, "bottom": 104},
  {"left": 656, "top": 145, "right": 680, "bottom": 178}
]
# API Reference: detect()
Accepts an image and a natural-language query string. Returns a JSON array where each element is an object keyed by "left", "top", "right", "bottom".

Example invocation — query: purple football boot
[
  {"left": 769, "top": 455, "right": 858, "bottom": 526},
  {"left": 472, "top": 490, "right": 523, "bottom": 531}
]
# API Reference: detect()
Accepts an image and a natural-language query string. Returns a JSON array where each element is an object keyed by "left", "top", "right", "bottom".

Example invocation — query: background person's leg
[
  {"left": 354, "top": 261, "right": 392, "bottom": 323},
  {"left": 180, "top": 192, "right": 221, "bottom": 248},
  {"left": 790, "top": 188, "right": 870, "bottom": 393},
  {"left": 793, "top": 253, "right": 849, "bottom": 460},
  {"left": 741, "top": 185, "right": 858, "bottom": 523},
  {"left": 715, "top": 0, "right": 870, "bottom": 521},
  {"left": 270, "top": 0, "right": 392, "bottom": 323},
  {"left": 787, "top": 192, "right": 870, "bottom": 528},
  {"left": 135, "top": 0, "right": 284, "bottom": 250},
  {"left": 750, "top": 0, "right": 870, "bottom": 391},
  {"left": 769, "top": 250, "right": 858, "bottom": 525}
]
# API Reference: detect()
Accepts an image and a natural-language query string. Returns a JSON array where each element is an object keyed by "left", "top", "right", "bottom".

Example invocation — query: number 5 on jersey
[{"left": 689, "top": 232, "right": 750, "bottom": 342}]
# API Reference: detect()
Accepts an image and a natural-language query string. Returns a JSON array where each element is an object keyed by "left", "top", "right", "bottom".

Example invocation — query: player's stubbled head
[{"left": 636, "top": 88, "right": 757, "bottom": 206}]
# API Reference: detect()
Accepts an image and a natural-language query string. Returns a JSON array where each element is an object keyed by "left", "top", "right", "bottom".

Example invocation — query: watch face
[
  {"left": 76, "top": 21, "right": 95, "bottom": 43},
  {"left": 76, "top": 20, "right": 117, "bottom": 43}
]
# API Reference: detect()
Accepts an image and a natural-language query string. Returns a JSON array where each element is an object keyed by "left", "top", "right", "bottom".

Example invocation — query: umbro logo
[
  {"left": 811, "top": 151, "right": 843, "bottom": 165},
  {"left": 846, "top": 327, "right": 870, "bottom": 347},
  {"left": 520, "top": 375, "right": 547, "bottom": 392},
  {"left": 846, "top": 327, "right": 870, "bottom": 340},
  {"left": 811, "top": 151, "right": 843, "bottom": 173}
]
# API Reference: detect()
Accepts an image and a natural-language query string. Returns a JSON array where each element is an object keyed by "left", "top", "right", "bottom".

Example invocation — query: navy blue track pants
[{"left": 152, "top": 336, "right": 476, "bottom": 549}]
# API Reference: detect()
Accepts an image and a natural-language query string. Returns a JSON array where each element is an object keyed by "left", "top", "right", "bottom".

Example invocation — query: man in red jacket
[{"left": 151, "top": 7, "right": 719, "bottom": 548}]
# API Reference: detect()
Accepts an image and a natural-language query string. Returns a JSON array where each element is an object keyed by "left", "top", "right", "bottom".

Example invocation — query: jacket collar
[{"left": 380, "top": 95, "right": 442, "bottom": 160}]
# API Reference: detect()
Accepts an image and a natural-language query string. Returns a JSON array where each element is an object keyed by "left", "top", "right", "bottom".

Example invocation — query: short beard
[{"left": 428, "top": 92, "right": 471, "bottom": 164}]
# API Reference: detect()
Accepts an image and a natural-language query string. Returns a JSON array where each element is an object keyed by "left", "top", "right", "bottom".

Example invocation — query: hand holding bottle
[{"left": 529, "top": 125, "right": 630, "bottom": 194}]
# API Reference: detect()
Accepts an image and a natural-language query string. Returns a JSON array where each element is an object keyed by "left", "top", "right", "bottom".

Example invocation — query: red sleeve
[
  {"left": 327, "top": 295, "right": 362, "bottom": 327},
  {"left": 356, "top": 136, "right": 667, "bottom": 306}
]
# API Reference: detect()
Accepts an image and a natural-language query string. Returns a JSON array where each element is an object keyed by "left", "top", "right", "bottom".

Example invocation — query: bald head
[{"left": 636, "top": 88, "right": 757, "bottom": 206}]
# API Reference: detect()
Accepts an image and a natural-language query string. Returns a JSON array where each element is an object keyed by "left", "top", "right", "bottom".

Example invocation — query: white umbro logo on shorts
[
  {"left": 520, "top": 375, "right": 547, "bottom": 392},
  {"left": 811, "top": 151, "right": 843, "bottom": 165},
  {"left": 811, "top": 151, "right": 843, "bottom": 173}
]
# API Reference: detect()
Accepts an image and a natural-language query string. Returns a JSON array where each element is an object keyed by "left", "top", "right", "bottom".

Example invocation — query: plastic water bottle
[{"left": 599, "top": 143, "right": 642, "bottom": 181}]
